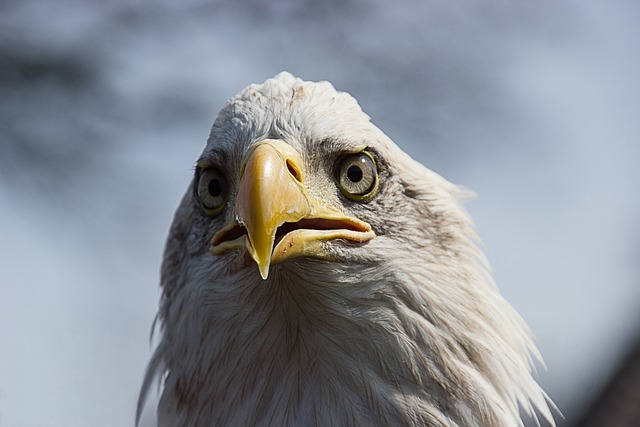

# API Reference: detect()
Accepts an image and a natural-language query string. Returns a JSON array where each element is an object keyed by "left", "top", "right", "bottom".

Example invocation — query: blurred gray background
[{"left": 1, "top": 1, "right": 639, "bottom": 426}]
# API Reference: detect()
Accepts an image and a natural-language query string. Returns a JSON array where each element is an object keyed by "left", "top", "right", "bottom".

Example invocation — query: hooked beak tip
[
  {"left": 246, "top": 243, "right": 271, "bottom": 280},
  {"left": 258, "top": 265, "right": 270, "bottom": 280}
]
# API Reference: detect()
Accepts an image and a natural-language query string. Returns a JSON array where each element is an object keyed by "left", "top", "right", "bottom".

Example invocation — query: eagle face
[{"left": 139, "top": 72, "right": 556, "bottom": 427}]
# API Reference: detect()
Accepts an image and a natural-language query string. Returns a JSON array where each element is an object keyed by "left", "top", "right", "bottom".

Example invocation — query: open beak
[{"left": 210, "top": 139, "right": 374, "bottom": 279}]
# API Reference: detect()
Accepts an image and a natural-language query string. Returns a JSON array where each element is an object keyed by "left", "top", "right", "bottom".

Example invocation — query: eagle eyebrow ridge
[
  {"left": 196, "top": 147, "right": 230, "bottom": 169},
  {"left": 317, "top": 137, "right": 369, "bottom": 156}
]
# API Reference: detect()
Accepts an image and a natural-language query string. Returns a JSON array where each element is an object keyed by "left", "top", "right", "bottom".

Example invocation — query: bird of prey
[{"left": 138, "top": 72, "right": 556, "bottom": 427}]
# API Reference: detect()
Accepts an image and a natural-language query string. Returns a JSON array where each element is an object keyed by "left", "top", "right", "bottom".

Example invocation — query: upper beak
[{"left": 211, "top": 139, "right": 374, "bottom": 279}]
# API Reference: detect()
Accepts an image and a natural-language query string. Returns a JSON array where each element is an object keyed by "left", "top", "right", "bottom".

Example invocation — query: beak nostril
[{"left": 286, "top": 159, "right": 303, "bottom": 183}]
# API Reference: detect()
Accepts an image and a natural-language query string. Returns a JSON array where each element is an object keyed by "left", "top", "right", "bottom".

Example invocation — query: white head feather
[{"left": 138, "top": 72, "right": 557, "bottom": 426}]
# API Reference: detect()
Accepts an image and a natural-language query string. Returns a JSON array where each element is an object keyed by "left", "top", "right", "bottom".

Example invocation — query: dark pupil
[
  {"left": 208, "top": 178, "right": 222, "bottom": 197},
  {"left": 346, "top": 165, "right": 363, "bottom": 183}
]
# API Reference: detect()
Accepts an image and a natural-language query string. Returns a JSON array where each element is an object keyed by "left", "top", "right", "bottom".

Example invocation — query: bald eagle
[{"left": 138, "top": 72, "right": 556, "bottom": 426}]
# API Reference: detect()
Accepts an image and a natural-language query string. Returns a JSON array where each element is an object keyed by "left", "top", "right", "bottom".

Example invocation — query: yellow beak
[{"left": 211, "top": 139, "right": 374, "bottom": 279}]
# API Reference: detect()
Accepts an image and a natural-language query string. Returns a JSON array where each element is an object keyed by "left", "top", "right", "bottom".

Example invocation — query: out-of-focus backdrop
[{"left": 1, "top": 1, "right": 639, "bottom": 426}]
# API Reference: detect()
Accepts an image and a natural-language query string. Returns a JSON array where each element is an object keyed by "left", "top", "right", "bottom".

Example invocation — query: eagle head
[{"left": 138, "top": 72, "right": 556, "bottom": 427}]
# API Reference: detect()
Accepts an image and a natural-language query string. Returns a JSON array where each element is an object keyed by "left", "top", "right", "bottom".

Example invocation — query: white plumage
[{"left": 138, "top": 72, "right": 556, "bottom": 426}]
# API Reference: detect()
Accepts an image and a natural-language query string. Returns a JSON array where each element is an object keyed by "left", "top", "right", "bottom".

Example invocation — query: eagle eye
[
  {"left": 197, "top": 168, "right": 228, "bottom": 215},
  {"left": 335, "top": 151, "right": 378, "bottom": 201}
]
